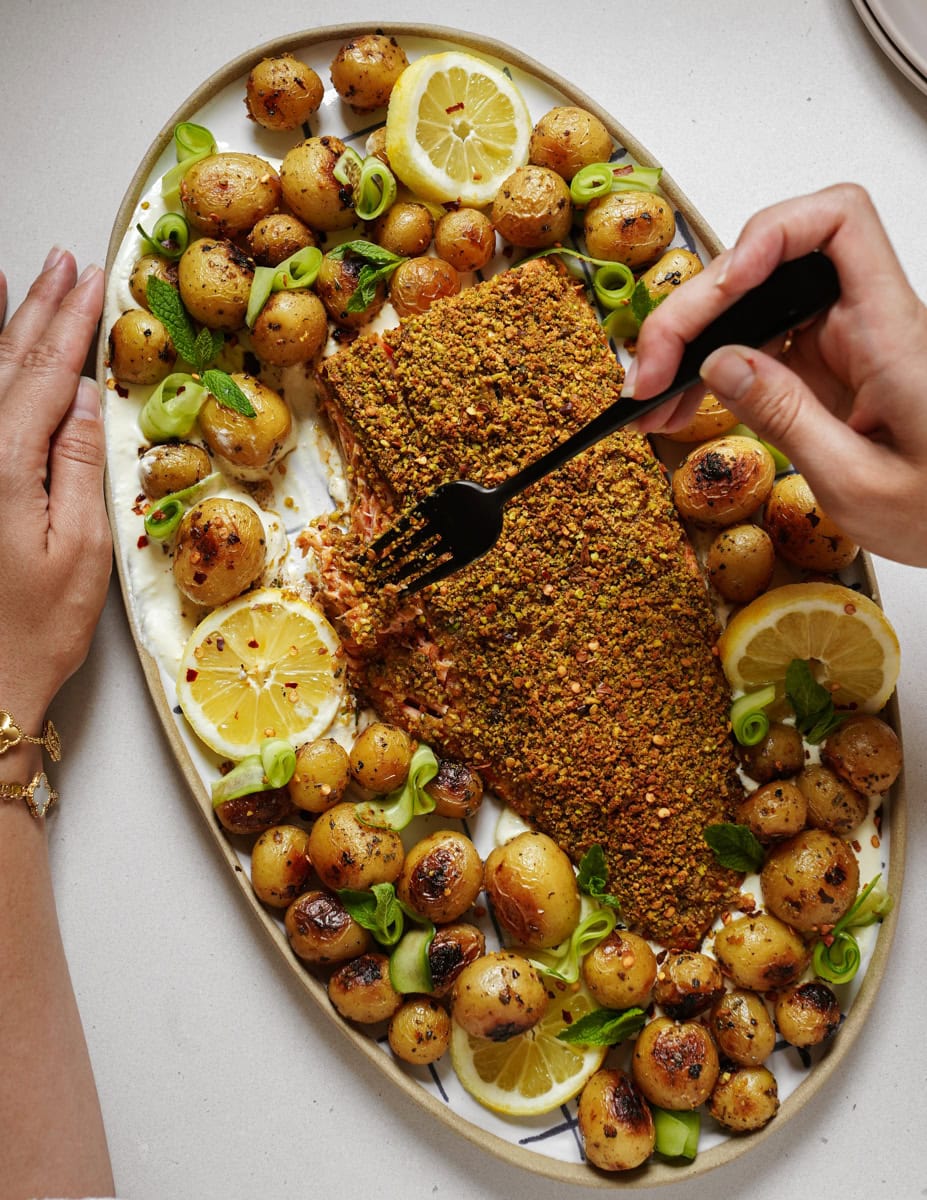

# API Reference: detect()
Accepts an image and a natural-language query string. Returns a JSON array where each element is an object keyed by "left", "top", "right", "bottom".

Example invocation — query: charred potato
[
  {"left": 632, "top": 1017, "right": 719, "bottom": 1109},
  {"left": 198, "top": 374, "right": 292, "bottom": 476},
  {"left": 795, "top": 764, "right": 868, "bottom": 836},
  {"left": 370, "top": 201, "right": 434, "bottom": 258},
  {"left": 172, "top": 497, "right": 265, "bottom": 606},
  {"left": 285, "top": 889, "right": 372, "bottom": 964},
  {"left": 583, "top": 190, "right": 675, "bottom": 269},
  {"left": 138, "top": 442, "right": 211, "bottom": 500},
  {"left": 423, "top": 758, "right": 484, "bottom": 820},
  {"left": 483, "top": 831, "right": 581, "bottom": 949},
  {"left": 451, "top": 950, "right": 548, "bottom": 1040},
  {"left": 708, "top": 989, "right": 776, "bottom": 1067},
  {"left": 709, "top": 1067, "right": 779, "bottom": 1132},
  {"left": 761, "top": 829, "right": 859, "bottom": 932},
  {"left": 528, "top": 106, "right": 613, "bottom": 181},
  {"left": 245, "top": 54, "right": 324, "bottom": 131},
  {"left": 213, "top": 786, "right": 294, "bottom": 836},
  {"left": 247, "top": 212, "right": 316, "bottom": 267},
  {"left": 822, "top": 715, "right": 902, "bottom": 795},
  {"left": 181, "top": 153, "right": 281, "bottom": 239},
  {"left": 177, "top": 238, "right": 254, "bottom": 332},
  {"left": 108, "top": 309, "right": 176, "bottom": 386},
  {"left": 578, "top": 1069, "right": 655, "bottom": 1172},
  {"left": 434, "top": 208, "right": 496, "bottom": 272},
  {"left": 307, "top": 801, "right": 404, "bottom": 891},
  {"left": 638, "top": 247, "right": 704, "bottom": 298},
  {"left": 736, "top": 779, "right": 808, "bottom": 843},
  {"left": 328, "top": 952, "right": 403, "bottom": 1024},
  {"left": 128, "top": 253, "right": 179, "bottom": 309},
  {"left": 774, "top": 981, "right": 841, "bottom": 1047},
  {"left": 763, "top": 473, "right": 859, "bottom": 571},
  {"left": 317, "top": 250, "right": 387, "bottom": 328},
  {"left": 738, "top": 721, "right": 805, "bottom": 784},
  {"left": 287, "top": 737, "right": 351, "bottom": 814},
  {"left": 329, "top": 34, "right": 409, "bottom": 112},
  {"left": 659, "top": 391, "right": 739, "bottom": 443},
  {"left": 396, "top": 831, "right": 483, "bottom": 924},
  {"left": 672, "top": 435, "right": 776, "bottom": 527},
  {"left": 349, "top": 722, "right": 412, "bottom": 793},
  {"left": 250, "top": 823, "right": 312, "bottom": 908},
  {"left": 389, "top": 256, "right": 461, "bottom": 318},
  {"left": 280, "top": 136, "right": 356, "bottom": 231},
  {"left": 706, "top": 524, "right": 776, "bottom": 605},
  {"left": 653, "top": 951, "right": 724, "bottom": 1020},
  {"left": 713, "top": 912, "right": 810, "bottom": 991},
  {"left": 427, "top": 923, "right": 486, "bottom": 998},
  {"left": 491, "top": 165, "right": 572, "bottom": 249},
  {"left": 388, "top": 997, "right": 451, "bottom": 1065},
  {"left": 582, "top": 930, "right": 657, "bottom": 1010},
  {"left": 250, "top": 289, "right": 329, "bottom": 367}
]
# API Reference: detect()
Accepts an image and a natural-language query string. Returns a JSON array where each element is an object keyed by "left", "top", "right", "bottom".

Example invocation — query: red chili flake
[
  {"left": 613, "top": 164, "right": 634, "bottom": 176},
  {"left": 248, "top": 639, "right": 260, "bottom": 648},
  {"left": 561, "top": 1009, "right": 574, "bottom": 1024},
  {"left": 284, "top": 681, "right": 298, "bottom": 689},
  {"left": 445, "top": 101, "right": 465, "bottom": 114},
  {"left": 185, "top": 668, "right": 199, "bottom": 682},
  {"left": 216, "top": 637, "right": 225, "bottom": 651},
  {"left": 137, "top": 534, "right": 149, "bottom": 549}
]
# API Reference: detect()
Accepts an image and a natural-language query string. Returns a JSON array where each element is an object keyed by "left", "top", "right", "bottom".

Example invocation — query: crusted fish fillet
[{"left": 306, "top": 259, "right": 743, "bottom": 947}]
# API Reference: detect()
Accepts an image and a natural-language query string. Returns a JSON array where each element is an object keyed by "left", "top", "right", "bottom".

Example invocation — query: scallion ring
[
  {"left": 570, "top": 163, "right": 616, "bottom": 206},
  {"left": 354, "top": 157, "right": 398, "bottom": 221},
  {"left": 136, "top": 213, "right": 190, "bottom": 261},
  {"left": 260, "top": 738, "right": 297, "bottom": 789},
  {"left": 143, "top": 471, "right": 224, "bottom": 539},
  {"left": 333, "top": 146, "right": 363, "bottom": 189},
  {"left": 607, "top": 164, "right": 664, "bottom": 194},
  {"left": 211, "top": 756, "right": 267, "bottom": 807},
  {"left": 245, "top": 246, "right": 323, "bottom": 327},
  {"left": 812, "top": 928, "right": 861, "bottom": 985},
  {"left": 529, "top": 902, "right": 617, "bottom": 984},
  {"left": 139, "top": 373, "right": 207, "bottom": 441},
  {"left": 161, "top": 121, "right": 217, "bottom": 204},
  {"left": 730, "top": 685, "right": 776, "bottom": 746},
  {"left": 592, "top": 263, "right": 635, "bottom": 311}
]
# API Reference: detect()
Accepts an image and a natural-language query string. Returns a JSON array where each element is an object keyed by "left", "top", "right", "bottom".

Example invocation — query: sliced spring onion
[
  {"left": 812, "top": 874, "right": 892, "bottom": 985},
  {"left": 592, "top": 263, "right": 635, "bottom": 311},
  {"left": 161, "top": 121, "right": 217, "bottom": 205},
  {"left": 138, "top": 373, "right": 207, "bottom": 441},
  {"left": 211, "top": 756, "right": 266, "bottom": 807},
  {"left": 136, "top": 212, "right": 190, "bottom": 260},
  {"left": 602, "top": 304, "right": 639, "bottom": 341},
  {"left": 339, "top": 882, "right": 405, "bottom": 947},
  {"left": 354, "top": 156, "right": 398, "bottom": 221},
  {"left": 143, "top": 472, "right": 220, "bottom": 540},
  {"left": 653, "top": 1108, "right": 699, "bottom": 1159},
  {"left": 528, "top": 902, "right": 617, "bottom": 984},
  {"left": 388, "top": 925, "right": 436, "bottom": 993},
  {"left": 730, "top": 684, "right": 776, "bottom": 746},
  {"left": 354, "top": 743, "right": 439, "bottom": 831},
  {"left": 260, "top": 738, "right": 297, "bottom": 789},
  {"left": 333, "top": 146, "right": 363, "bottom": 188},
  {"left": 245, "top": 246, "right": 323, "bottom": 327},
  {"left": 570, "top": 162, "right": 664, "bottom": 207}
]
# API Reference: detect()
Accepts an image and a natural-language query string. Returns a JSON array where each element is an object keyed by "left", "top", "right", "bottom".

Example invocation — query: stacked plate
[{"left": 852, "top": 0, "right": 927, "bottom": 94}]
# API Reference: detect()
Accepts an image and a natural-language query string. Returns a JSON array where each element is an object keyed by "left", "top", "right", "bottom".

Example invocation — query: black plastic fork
[{"left": 369, "top": 251, "right": 840, "bottom": 594}]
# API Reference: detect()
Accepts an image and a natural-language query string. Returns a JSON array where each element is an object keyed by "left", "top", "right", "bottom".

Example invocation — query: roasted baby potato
[
  {"left": 632, "top": 1017, "right": 719, "bottom": 1110},
  {"left": 307, "top": 801, "right": 404, "bottom": 891},
  {"left": 423, "top": 758, "right": 484, "bottom": 820},
  {"left": 483, "top": 830, "right": 581, "bottom": 949},
  {"left": 761, "top": 829, "right": 860, "bottom": 932},
  {"left": 388, "top": 997, "right": 451, "bottom": 1065},
  {"left": 213, "top": 786, "right": 294, "bottom": 836},
  {"left": 774, "top": 981, "right": 841, "bottom": 1047},
  {"left": 287, "top": 738, "right": 351, "bottom": 814},
  {"left": 659, "top": 391, "right": 739, "bottom": 443},
  {"left": 736, "top": 779, "right": 808, "bottom": 843},
  {"left": 128, "top": 253, "right": 178, "bottom": 309},
  {"left": 582, "top": 930, "right": 657, "bottom": 1010},
  {"left": 177, "top": 238, "right": 254, "bottom": 332},
  {"left": 245, "top": 54, "right": 324, "bottom": 130},
  {"left": 638, "top": 247, "right": 704, "bottom": 297},
  {"left": 583, "top": 190, "right": 675, "bottom": 269},
  {"left": 708, "top": 989, "right": 776, "bottom": 1067},
  {"left": 108, "top": 309, "right": 176, "bottom": 386},
  {"left": 198, "top": 374, "right": 292, "bottom": 477},
  {"left": 795, "top": 764, "right": 868, "bottom": 836},
  {"left": 317, "top": 250, "right": 388, "bottom": 328},
  {"left": 280, "top": 136, "right": 357, "bottom": 231},
  {"left": 763, "top": 473, "right": 859, "bottom": 571},
  {"left": 738, "top": 721, "right": 805, "bottom": 784},
  {"left": 249, "top": 289, "right": 329, "bottom": 367},
  {"left": 396, "top": 830, "right": 483, "bottom": 924},
  {"left": 329, "top": 33, "right": 409, "bottom": 112},
  {"left": 434, "top": 208, "right": 496, "bottom": 272},
  {"left": 250, "top": 823, "right": 312, "bottom": 907},
  {"left": 706, "top": 524, "right": 776, "bottom": 604},
  {"left": 713, "top": 912, "right": 810, "bottom": 991},
  {"left": 491, "top": 165, "right": 573, "bottom": 248},
  {"left": 709, "top": 1067, "right": 779, "bottom": 1132},
  {"left": 451, "top": 950, "right": 548, "bottom": 1040},
  {"left": 578, "top": 1069, "right": 655, "bottom": 1172},
  {"left": 672, "top": 435, "right": 776, "bottom": 527},
  {"left": 389, "top": 256, "right": 461, "bottom": 318},
  {"left": 822, "top": 715, "right": 902, "bottom": 794},
  {"left": 328, "top": 952, "right": 403, "bottom": 1023},
  {"left": 349, "top": 722, "right": 412, "bottom": 793},
  {"left": 138, "top": 441, "right": 211, "bottom": 500},
  {"left": 370, "top": 201, "right": 434, "bottom": 258},
  {"left": 285, "top": 890, "right": 372, "bottom": 964},
  {"left": 172, "top": 497, "right": 266, "bottom": 607},
  {"left": 181, "top": 152, "right": 281, "bottom": 239},
  {"left": 528, "top": 106, "right": 613, "bottom": 180},
  {"left": 427, "top": 923, "right": 486, "bottom": 998},
  {"left": 652, "top": 951, "right": 724, "bottom": 1020},
  {"left": 247, "top": 212, "right": 316, "bottom": 267}
]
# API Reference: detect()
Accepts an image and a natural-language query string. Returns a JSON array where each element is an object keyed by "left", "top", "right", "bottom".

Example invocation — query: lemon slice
[
  {"left": 385, "top": 51, "right": 531, "bottom": 206},
  {"left": 449, "top": 981, "right": 606, "bottom": 1116},
  {"left": 718, "top": 581, "right": 900, "bottom": 712},
  {"left": 176, "top": 588, "right": 344, "bottom": 759}
]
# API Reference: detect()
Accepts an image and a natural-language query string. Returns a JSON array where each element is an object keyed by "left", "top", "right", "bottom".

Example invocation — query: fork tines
[{"left": 368, "top": 503, "right": 452, "bottom": 592}]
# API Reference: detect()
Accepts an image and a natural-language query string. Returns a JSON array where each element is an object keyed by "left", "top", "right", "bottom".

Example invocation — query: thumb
[{"left": 699, "top": 345, "right": 864, "bottom": 488}]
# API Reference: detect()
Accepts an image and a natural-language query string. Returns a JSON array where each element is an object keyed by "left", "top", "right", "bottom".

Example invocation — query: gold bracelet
[
  {"left": 0, "top": 772, "right": 58, "bottom": 819},
  {"left": 0, "top": 710, "right": 61, "bottom": 762}
]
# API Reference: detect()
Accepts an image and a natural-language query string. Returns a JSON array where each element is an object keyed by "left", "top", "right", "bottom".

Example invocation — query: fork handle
[{"left": 496, "top": 250, "right": 840, "bottom": 501}]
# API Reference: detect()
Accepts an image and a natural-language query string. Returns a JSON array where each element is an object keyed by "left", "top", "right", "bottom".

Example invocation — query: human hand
[
  {"left": 0, "top": 249, "right": 111, "bottom": 736},
  {"left": 625, "top": 183, "right": 927, "bottom": 566}
]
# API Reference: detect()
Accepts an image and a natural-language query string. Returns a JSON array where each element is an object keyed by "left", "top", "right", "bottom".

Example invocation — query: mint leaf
[
  {"left": 146, "top": 275, "right": 197, "bottom": 361},
  {"left": 192, "top": 325, "right": 224, "bottom": 373},
  {"left": 328, "top": 238, "right": 405, "bottom": 269},
  {"left": 557, "top": 1006, "right": 646, "bottom": 1046},
  {"left": 576, "top": 844, "right": 622, "bottom": 910},
  {"left": 201, "top": 369, "right": 256, "bottom": 418},
  {"left": 785, "top": 658, "right": 847, "bottom": 743},
  {"left": 704, "top": 823, "right": 764, "bottom": 873},
  {"left": 328, "top": 239, "right": 406, "bottom": 313},
  {"left": 338, "top": 882, "right": 404, "bottom": 946}
]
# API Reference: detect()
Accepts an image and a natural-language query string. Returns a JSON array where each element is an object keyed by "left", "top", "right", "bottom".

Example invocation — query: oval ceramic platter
[{"left": 99, "top": 23, "right": 904, "bottom": 1187}]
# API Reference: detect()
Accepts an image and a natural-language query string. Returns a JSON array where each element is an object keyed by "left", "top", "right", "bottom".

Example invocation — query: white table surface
[{"left": 3, "top": 2, "right": 925, "bottom": 1197}]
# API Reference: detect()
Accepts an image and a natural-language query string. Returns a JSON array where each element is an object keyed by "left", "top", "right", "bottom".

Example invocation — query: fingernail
[
  {"left": 71, "top": 377, "right": 102, "bottom": 420},
  {"left": 700, "top": 346, "right": 756, "bottom": 403},
  {"left": 76, "top": 263, "right": 102, "bottom": 287},
  {"left": 622, "top": 357, "right": 638, "bottom": 398},
  {"left": 43, "top": 246, "right": 67, "bottom": 272}
]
